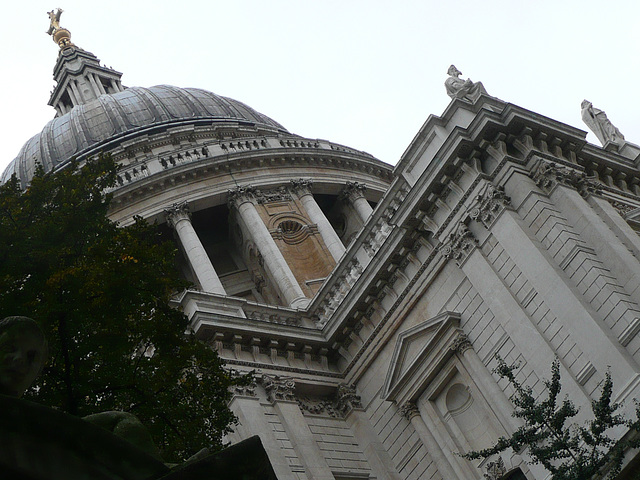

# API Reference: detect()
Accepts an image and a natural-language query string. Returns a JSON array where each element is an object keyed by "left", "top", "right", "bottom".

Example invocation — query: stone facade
[{"left": 6, "top": 22, "right": 640, "bottom": 479}]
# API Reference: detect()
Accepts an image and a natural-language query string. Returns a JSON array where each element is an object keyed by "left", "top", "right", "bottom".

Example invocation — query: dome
[{"left": 2, "top": 85, "right": 287, "bottom": 185}]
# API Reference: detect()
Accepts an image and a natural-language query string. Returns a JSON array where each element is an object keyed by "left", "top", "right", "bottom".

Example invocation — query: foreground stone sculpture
[
  {"left": 581, "top": 99, "right": 625, "bottom": 147},
  {"left": 0, "top": 315, "right": 277, "bottom": 478},
  {"left": 0, "top": 316, "right": 47, "bottom": 398},
  {"left": 445, "top": 64, "right": 487, "bottom": 102},
  {"left": 83, "top": 411, "right": 163, "bottom": 461}
]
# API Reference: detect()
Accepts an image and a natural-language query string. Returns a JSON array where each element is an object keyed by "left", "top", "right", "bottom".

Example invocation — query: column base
[{"left": 290, "top": 297, "right": 310, "bottom": 309}]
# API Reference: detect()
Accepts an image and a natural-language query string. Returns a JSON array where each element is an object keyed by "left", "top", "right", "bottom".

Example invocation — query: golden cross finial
[
  {"left": 46, "top": 8, "right": 73, "bottom": 48},
  {"left": 46, "top": 8, "right": 63, "bottom": 35}
]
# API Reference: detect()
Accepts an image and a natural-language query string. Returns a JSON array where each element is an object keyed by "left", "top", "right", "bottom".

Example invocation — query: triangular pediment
[{"left": 382, "top": 311, "right": 462, "bottom": 401}]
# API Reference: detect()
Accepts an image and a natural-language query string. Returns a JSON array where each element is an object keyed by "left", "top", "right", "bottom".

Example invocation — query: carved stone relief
[
  {"left": 469, "top": 184, "right": 511, "bottom": 229},
  {"left": 531, "top": 161, "right": 601, "bottom": 198},
  {"left": 440, "top": 222, "right": 478, "bottom": 265},
  {"left": 261, "top": 375, "right": 296, "bottom": 403}
]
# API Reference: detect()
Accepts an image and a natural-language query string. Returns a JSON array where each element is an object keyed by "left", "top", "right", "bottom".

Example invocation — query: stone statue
[
  {"left": 83, "top": 410, "right": 163, "bottom": 461},
  {"left": 581, "top": 100, "right": 625, "bottom": 147},
  {"left": 0, "top": 316, "right": 47, "bottom": 397},
  {"left": 46, "top": 8, "right": 63, "bottom": 36},
  {"left": 445, "top": 65, "right": 487, "bottom": 102}
]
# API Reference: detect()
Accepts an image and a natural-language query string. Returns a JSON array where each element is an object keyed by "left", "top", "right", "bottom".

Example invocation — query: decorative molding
[
  {"left": 228, "top": 184, "right": 294, "bottom": 208},
  {"left": 273, "top": 220, "right": 313, "bottom": 245},
  {"left": 224, "top": 358, "right": 345, "bottom": 379},
  {"left": 400, "top": 401, "right": 420, "bottom": 420},
  {"left": 297, "top": 397, "right": 340, "bottom": 417},
  {"left": 383, "top": 311, "right": 463, "bottom": 403},
  {"left": 610, "top": 200, "right": 636, "bottom": 217},
  {"left": 232, "top": 382, "right": 257, "bottom": 398},
  {"left": 576, "top": 361, "right": 597, "bottom": 386},
  {"left": 469, "top": 183, "right": 511, "bottom": 229},
  {"left": 261, "top": 374, "right": 297, "bottom": 403},
  {"left": 255, "top": 186, "right": 293, "bottom": 205},
  {"left": 532, "top": 161, "right": 601, "bottom": 198},
  {"left": 484, "top": 457, "right": 507, "bottom": 480}
]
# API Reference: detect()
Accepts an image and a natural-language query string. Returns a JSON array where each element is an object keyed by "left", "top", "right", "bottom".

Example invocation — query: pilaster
[
  {"left": 261, "top": 375, "right": 335, "bottom": 480},
  {"left": 337, "top": 384, "right": 403, "bottom": 480},
  {"left": 229, "top": 387, "right": 292, "bottom": 479},
  {"left": 400, "top": 402, "right": 460, "bottom": 479},
  {"left": 498, "top": 171, "right": 640, "bottom": 386}
]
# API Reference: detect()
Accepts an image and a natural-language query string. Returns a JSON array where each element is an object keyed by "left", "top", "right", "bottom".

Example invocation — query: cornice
[{"left": 108, "top": 137, "right": 393, "bottom": 223}]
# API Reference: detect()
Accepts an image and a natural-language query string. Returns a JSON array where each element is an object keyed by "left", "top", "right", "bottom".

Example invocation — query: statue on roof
[
  {"left": 445, "top": 65, "right": 487, "bottom": 103},
  {"left": 581, "top": 100, "right": 625, "bottom": 147}
]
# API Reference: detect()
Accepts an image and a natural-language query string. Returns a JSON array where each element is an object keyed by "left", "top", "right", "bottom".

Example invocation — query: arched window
[{"left": 502, "top": 468, "right": 527, "bottom": 480}]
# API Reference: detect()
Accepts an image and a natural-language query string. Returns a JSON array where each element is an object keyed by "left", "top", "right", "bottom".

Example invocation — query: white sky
[{"left": 2, "top": 1, "right": 639, "bottom": 174}]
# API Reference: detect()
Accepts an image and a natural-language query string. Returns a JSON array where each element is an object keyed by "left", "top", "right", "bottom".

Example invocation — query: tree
[
  {"left": 0, "top": 156, "right": 242, "bottom": 462},
  {"left": 464, "top": 358, "right": 640, "bottom": 480}
]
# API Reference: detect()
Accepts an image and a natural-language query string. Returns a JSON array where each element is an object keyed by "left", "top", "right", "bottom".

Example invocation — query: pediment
[{"left": 382, "top": 311, "right": 462, "bottom": 402}]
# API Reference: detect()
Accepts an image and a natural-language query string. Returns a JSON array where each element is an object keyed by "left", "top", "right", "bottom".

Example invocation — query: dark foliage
[{"left": 0, "top": 156, "right": 242, "bottom": 462}]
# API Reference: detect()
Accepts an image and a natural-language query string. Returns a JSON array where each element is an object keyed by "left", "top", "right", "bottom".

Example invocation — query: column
[
  {"left": 229, "top": 189, "right": 308, "bottom": 309},
  {"left": 69, "top": 80, "right": 85, "bottom": 104},
  {"left": 110, "top": 78, "right": 121, "bottom": 93},
  {"left": 291, "top": 179, "right": 345, "bottom": 262},
  {"left": 93, "top": 73, "right": 107, "bottom": 95},
  {"left": 87, "top": 74, "right": 102, "bottom": 98},
  {"left": 400, "top": 402, "right": 460, "bottom": 479},
  {"left": 262, "top": 375, "right": 335, "bottom": 480},
  {"left": 66, "top": 83, "right": 79, "bottom": 106},
  {"left": 164, "top": 202, "right": 226, "bottom": 295},
  {"left": 342, "top": 181, "right": 373, "bottom": 223}
]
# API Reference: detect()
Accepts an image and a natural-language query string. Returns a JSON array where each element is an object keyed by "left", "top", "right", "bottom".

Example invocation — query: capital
[
  {"left": 261, "top": 374, "right": 296, "bottom": 403},
  {"left": 335, "top": 383, "right": 363, "bottom": 414},
  {"left": 227, "top": 185, "right": 257, "bottom": 209},
  {"left": 400, "top": 401, "right": 420, "bottom": 420},
  {"left": 440, "top": 222, "right": 478, "bottom": 266},
  {"left": 531, "top": 161, "right": 601, "bottom": 198},
  {"left": 289, "top": 179, "right": 313, "bottom": 196},
  {"left": 451, "top": 334, "right": 472, "bottom": 354},
  {"left": 340, "top": 181, "right": 367, "bottom": 202},
  {"left": 164, "top": 201, "right": 191, "bottom": 227}
]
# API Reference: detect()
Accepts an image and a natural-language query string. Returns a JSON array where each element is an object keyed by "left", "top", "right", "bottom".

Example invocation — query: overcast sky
[{"left": 2, "top": 1, "right": 639, "bottom": 174}]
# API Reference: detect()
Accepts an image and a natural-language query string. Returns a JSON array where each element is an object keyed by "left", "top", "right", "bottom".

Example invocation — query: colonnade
[{"left": 164, "top": 180, "right": 373, "bottom": 308}]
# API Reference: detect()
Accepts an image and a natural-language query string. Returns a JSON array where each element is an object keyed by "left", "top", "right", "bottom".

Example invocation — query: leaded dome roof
[{"left": 2, "top": 85, "right": 287, "bottom": 186}]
